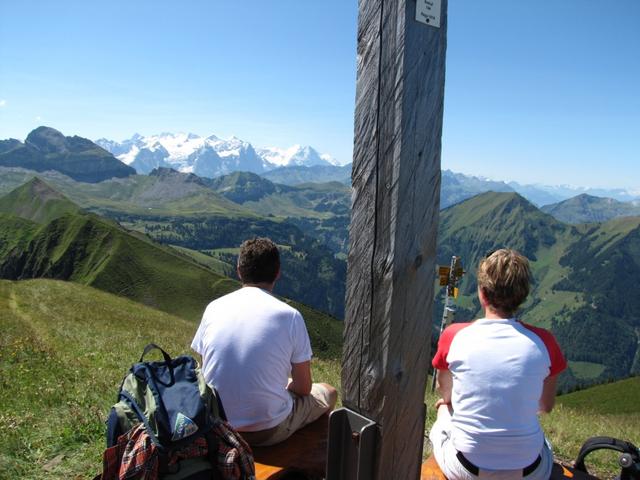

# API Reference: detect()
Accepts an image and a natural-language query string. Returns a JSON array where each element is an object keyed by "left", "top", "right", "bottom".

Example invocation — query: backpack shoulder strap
[
  {"left": 106, "top": 407, "right": 123, "bottom": 448},
  {"left": 119, "top": 390, "right": 164, "bottom": 449},
  {"left": 213, "top": 387, "right": 227, "bottom": 422}
]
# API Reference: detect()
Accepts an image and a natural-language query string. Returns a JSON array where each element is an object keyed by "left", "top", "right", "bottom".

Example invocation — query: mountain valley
[{"left": 1, "top": 128, "right": 639, "bottom": 393}]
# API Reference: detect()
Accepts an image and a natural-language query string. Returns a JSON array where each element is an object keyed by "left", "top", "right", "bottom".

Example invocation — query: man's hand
[{"left": 288, "top": 360, "right": 312, "bottom": 396}]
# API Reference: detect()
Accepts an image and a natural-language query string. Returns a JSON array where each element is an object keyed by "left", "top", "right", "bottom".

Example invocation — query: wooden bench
[
  {"left": 421, "top": 455, "right": 447, "bottom": 480},
  {"left": 253, "top": 436, "right": 447, "bottom": 480},
  {"left": 252, "top": 429, "right": 590, "bottom": 480},
  {"left": 421, "top": 456, "right": 596, "bottom": 480},
  {"left": 250, "top": 416, "right": 444, "bottom": 480},
  {"left": 252, "top": 415, "right": 329, "bottom": 480}
]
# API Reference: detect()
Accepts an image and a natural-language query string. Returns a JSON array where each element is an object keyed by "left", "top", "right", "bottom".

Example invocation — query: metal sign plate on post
[
  {"left": 416, "top": 0, "right": 442, "bottom": 28},
  {"left": 326, "top": 408, "right": 377, "bottom": 480}
]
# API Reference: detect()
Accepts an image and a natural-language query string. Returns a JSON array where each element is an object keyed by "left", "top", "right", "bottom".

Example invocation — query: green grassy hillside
[
  {"left": 0, "top": 214, "right": 39, "bottom": 259},
  {"left": 0, "top": 179, "right": 347, "bottom": 319},
  {"left": 541, "top": 378, "right": 640, "bottom": 478},
  {"left": 0, "top": 279, "right": 342, "bottom": 478},
  {"left": 1, "top": 279, "right": 637, "bottom": 479},
  {"left": 0, "top": 211, "right": 239, "bottom": 321},
  {"left": 0, "top": 177, "right": 80, "bottom": 224},
  {"left": 436, "top": 192, "right": 640, "bottom": 390},
  {"left": 117, "top": 213, "right": 347, "bottom": 318},
  {"left": 556, "top": 376, "right": 639, "bottom": 415},
  {"left": 2, "top": 177, "right": 638, "bottom": 391},
  {"left": 0, "top": 209, "right": 346, "bottom": 340}
]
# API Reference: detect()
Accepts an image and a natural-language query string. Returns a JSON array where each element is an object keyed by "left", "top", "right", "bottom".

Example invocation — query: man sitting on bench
[
  {"left": 430, "top": 249, "right": 567, "bottom": 479},
  {"left": 192, "top": 237, "right": 337, "bottom": 446}
]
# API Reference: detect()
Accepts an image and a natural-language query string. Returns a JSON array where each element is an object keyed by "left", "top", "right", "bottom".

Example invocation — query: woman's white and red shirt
[{"left": 432, "top": 318, "right": 567, "bottom": 470}]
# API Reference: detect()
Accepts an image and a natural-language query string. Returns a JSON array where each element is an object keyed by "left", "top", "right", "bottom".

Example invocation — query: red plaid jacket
[{"left": 101, "top": 420, "right": 255, "bottom": 480}]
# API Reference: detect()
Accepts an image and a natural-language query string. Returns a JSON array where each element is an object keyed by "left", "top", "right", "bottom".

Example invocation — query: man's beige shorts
[{"left": 240, "top": 383, "right": 333, "bottom": 447}]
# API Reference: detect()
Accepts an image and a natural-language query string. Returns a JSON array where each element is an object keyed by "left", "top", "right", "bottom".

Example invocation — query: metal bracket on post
[{"left": 326, "top": 407, "right": 378, "bottom": 480}]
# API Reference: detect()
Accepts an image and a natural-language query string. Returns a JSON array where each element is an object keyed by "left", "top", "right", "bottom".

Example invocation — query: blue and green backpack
[{"left": 104, "top": 344, "right": 242, "bottom": 479}]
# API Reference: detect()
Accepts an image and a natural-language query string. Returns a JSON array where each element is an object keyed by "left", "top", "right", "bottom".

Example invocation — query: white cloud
[
  {"left": 35, "top": 116, "right": 42, "bottom": 121},
  {"left": 0, "top": 99, "right": 6, "bottom": 107}
]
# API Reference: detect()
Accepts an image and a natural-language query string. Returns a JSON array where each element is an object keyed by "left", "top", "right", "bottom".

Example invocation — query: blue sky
[{"left": 0, "top": 1, "right": 638, "bottom": 190}]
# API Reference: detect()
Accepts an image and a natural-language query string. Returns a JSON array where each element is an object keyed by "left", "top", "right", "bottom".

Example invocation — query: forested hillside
[
  {"left": 436, "top": 192, "right": 640, "bottom": 391},
  {"left": 1, "top": 175, "right": 639, "bottom": 391},
  {"left": 0, "top": 173, "right": 348, "bottom": 317}
]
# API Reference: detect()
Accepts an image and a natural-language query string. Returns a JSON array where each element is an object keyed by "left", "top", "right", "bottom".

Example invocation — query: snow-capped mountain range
[{"left": 96, "top": 132, "right": 340, "bottom": 178}]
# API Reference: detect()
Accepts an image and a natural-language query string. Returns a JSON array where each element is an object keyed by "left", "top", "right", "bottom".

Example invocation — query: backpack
[
  {"left": 550, "top": 436, "right": 640, "bottom": 480},
  {"left": 101, "top": 343, "right": 255, "bottom": 480},
  {"left": 574, "top": 436, "right": 640, "bottom": 480}
]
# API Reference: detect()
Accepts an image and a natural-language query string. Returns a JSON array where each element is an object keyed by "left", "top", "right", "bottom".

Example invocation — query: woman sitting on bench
[{"left": 430, "top": 249, "right": 567, "bottom": 479}]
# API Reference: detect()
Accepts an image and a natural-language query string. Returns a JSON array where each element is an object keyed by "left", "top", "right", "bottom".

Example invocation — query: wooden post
[{"left": 342, "top": 0, "right": 448, "bottom": 478}]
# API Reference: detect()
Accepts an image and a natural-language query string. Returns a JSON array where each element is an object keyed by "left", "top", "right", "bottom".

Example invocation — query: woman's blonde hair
[{"left": 477, "top": 249, "right": 531, "bottom": 317}]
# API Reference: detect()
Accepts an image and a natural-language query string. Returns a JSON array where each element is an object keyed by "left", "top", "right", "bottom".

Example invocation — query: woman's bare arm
[{"left": 539, "top": 374, "right": 558, "bottom": 413}]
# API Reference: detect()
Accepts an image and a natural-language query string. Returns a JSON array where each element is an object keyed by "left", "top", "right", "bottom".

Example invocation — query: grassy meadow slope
[
  {"left": 0, "top": 214, "right": 39, "bottom": 259},
  {"left": 0, "top": 175, "right": 348, "bottom": 318},
  {"left": 540, "top": 377, "right": 640, "bottom": 478},
  {"left": 0, "top": 211, "right": 240, "bottom": 322},
  {"left": 2, "top": 279, "right": 636, "bottom": 479},
  {"left": 118, "top": 213, "right": 348, "bottom": 318},
  {"left": 0, "top": 177, "right": 80, "bottom": 224},
  {"left": 0, "top": 210, "right": 346, "bottom": 345},
  {"left": 0, "top": 279, "right": 342, "bottom": 479}
]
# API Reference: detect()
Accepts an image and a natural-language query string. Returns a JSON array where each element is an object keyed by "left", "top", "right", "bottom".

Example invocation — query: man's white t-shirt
[{"left": 191, "top": 287, "right": 312, "bottom": 432}]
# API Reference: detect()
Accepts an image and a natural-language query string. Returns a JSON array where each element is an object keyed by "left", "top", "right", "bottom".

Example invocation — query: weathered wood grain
[{"left": 343, "top": 0, "right": 448, "bottom": 478}]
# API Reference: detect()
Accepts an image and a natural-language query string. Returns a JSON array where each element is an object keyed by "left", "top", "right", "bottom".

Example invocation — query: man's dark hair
[{"left": 237, "top": 237, "right": 280, "bottom": 284}]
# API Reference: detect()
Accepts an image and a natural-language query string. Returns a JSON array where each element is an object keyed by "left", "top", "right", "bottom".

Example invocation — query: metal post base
[{"left": 326, "top": 407, "right": 378, "bottom": 480}]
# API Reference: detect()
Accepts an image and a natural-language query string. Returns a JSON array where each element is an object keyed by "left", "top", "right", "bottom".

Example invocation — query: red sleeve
[
  {"left": 521, "top": 323, "right": 567, "bottom": 376},
  {"left": 432, "top": 322, "right": 471, "bottom": 370}
]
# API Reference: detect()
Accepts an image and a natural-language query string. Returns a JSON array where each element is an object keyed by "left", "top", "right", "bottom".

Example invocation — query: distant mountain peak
[
  {"left": 0, "top": 177, "right": 80, "bottom": 223},
  {"left": 148, "top": 167, "right": 206, "bottom": 185},
  {"left": 541, "top": 193, "right": 640, "bottom": 224},
  {"left": 25, "top": 126, "right": 68, "bottom": 154},
  {"left": 1, "top": 127, "right": 135, "bottom": 183},
  {"left": 23, "top": 177, "right": 68, "bottom": 199},
  {"left": 257, "top": 144, "right": 335, "bottom": 168}
]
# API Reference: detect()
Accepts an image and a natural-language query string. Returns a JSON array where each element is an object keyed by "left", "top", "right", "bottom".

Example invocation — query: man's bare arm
[
  {"left": 288, "top": 360, "right": 312, "bottom": 396},
  {"left": 539, "top": 374, "right": 558, "bottom": 413}
]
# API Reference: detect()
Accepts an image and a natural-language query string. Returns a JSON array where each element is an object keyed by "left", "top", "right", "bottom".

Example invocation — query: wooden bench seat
[
  {"left": 252, "top": 428, "right": 445, "bottom": 480},
  {"left": 421, "top": 456, "right": 597, "bottom": 480},
  {"left": 421, "top": 455, "right": 447, "bottom": 480},
  {"left": 252, "top": 415, "right": 329, "bottom": 480}
]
